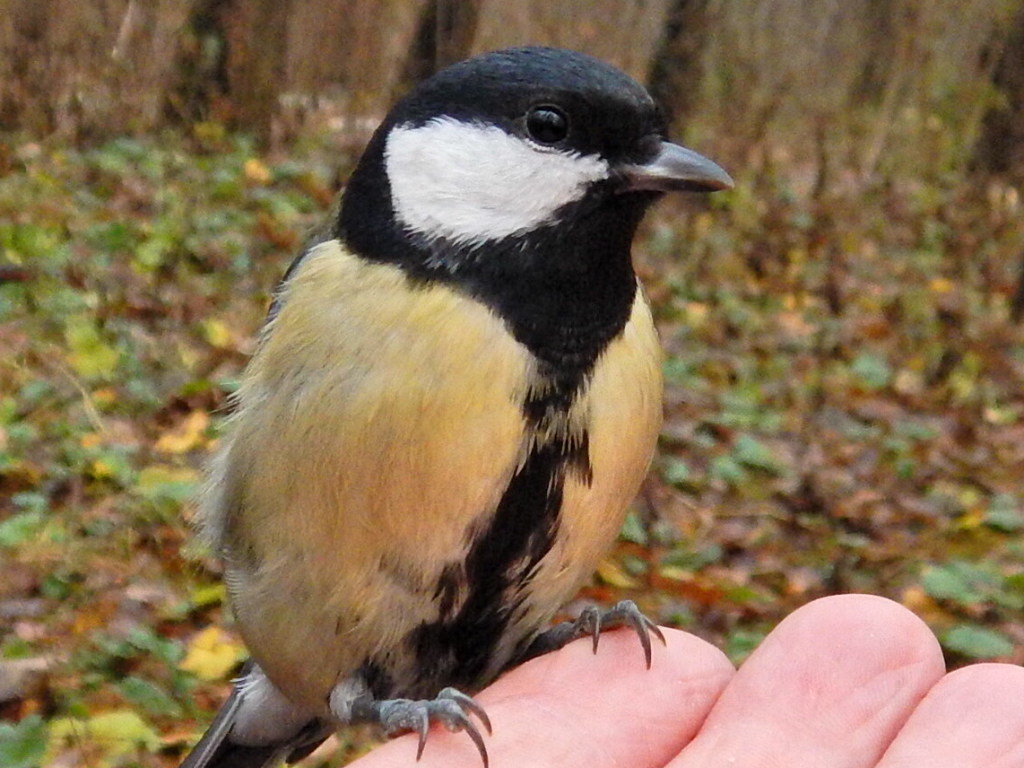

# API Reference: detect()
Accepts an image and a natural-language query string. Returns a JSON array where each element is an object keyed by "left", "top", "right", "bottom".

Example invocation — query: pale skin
[{"left": 351, "top": 594, "right": 1024, "bottom": 768}]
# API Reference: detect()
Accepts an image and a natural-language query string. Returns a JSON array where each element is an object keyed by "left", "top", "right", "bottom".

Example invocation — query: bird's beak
[{"left": 619, "top": 141, "right": 733, "bottom": 194}]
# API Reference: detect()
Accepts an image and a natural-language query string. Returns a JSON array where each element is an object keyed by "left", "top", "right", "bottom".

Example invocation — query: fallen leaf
[
  {"left": 65, "top": 318, "right": 119, "bottom": 380},
  {"left": 135, "top": 465, "right": 199, "bottom": 504},
  {"left": 200, "top": 318, "right": 236, "bottom": 350},
  {"left": 155, "top": 411, "right": 210, "bottom": 454},
  {"left": 595, "top": 558, "right": 640, "bottom": 589},
  {"left": 46, "top": 710, "right": 160, "bottom": 767},
  {"left": 179, "top": 627, "right": 245, "bottom": 681},
  {"left": 244, "top": 158, "right": 272, "bottom": 185}
]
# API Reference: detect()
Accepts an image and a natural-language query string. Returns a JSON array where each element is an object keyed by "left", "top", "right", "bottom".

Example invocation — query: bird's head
[{"left": 337, "top": 46, "right": 731, "bottom": 278}]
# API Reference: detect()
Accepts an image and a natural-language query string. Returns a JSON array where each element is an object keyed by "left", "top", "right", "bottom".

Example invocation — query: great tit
[{"left": 181, "top": 46, "right": 731, "bottom": 768}]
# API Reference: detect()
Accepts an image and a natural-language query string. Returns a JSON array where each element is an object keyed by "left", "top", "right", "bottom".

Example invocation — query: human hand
[{"left": 352, "top": 594, "right": 1024, "bottom": 767}]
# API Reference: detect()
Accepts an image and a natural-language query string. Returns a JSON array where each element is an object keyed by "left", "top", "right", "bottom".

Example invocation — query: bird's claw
[
  {"left": 439, "top": 687, "right": 492, "bottom": 735},
  {"left": 596, "top": 599, "right": 667, "bottom": 668},
  {"left": 554, "top": 599, "right": 665, "bottom": 668},
  {"left": 368, "top": 688, "right": 492, "bottom": 768}
]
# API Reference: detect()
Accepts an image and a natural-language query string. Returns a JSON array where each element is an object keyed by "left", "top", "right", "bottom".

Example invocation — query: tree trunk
[
  {"left": 219, "top": 0, "right": 293, "bottom": 143},
  {"left": 647, "top": 0, "right": 710, "bottom": 131},
  {"left": 973, "top": 2, "right": 1024, "bottom": 180},
  {"left": 401, "top": 0, "right": 485, "bottom": 86}
]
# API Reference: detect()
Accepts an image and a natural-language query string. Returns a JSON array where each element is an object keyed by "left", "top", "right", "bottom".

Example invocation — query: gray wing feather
[{"left": 179, "top": 666, "right": 328, "bottom": 768}]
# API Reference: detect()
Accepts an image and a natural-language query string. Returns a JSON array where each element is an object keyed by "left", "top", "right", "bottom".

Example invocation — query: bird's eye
[{"left": 525, "top": 106, "right": 569, "bottom": 145}]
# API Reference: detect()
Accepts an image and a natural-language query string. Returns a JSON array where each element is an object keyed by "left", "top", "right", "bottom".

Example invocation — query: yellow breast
[{"left": 199, "top": 238, "right": 662, "bottom": 710}]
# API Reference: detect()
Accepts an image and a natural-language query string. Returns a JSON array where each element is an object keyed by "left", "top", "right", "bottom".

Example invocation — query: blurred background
[{"left": 2, "top": 0, "right": 1024, "bottom": 765}]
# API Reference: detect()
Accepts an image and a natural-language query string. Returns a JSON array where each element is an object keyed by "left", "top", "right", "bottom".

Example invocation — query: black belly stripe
[
  {"left": 404, "top": 360, "right": 599, "bottom": 695},
  {"left": 522, "top": 373, "right": 594, "bottom": 485},
  {"left": 409, "top": 430, "right": 578, "bottom": 692}
]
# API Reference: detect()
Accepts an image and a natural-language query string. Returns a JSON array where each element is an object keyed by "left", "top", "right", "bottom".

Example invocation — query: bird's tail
[{"left": 179, "top": 677, "right": 328, "bottom": 768}]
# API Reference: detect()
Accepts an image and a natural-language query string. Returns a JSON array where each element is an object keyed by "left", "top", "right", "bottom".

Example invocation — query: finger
[
  {"left": 670, "top": 594, "right": 946, "bottom": 768},
  {"left": 877, "top": 663, "right": 1024, "bottom": 767},
  {"left": 353, "top": 627, "right": 735, "bottom": 768}
]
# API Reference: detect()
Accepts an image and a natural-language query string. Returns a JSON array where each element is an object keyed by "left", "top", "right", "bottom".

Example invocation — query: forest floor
[{"left": 2, "top": 129, "right": 1024, "bottom": 766}]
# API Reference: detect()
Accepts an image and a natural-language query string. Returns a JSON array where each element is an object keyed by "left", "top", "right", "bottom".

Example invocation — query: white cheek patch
[{"left": 384, "top": 117, "right": 609, "bottom": 245}]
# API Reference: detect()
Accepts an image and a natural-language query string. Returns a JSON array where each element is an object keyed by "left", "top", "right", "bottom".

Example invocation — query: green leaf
[
  {"left": 1005, "top": 572, "right": 1024, "bottom": 597},
  {"left": 622, "top": 553, "right": 649, "bottom": 577},
  {"left": 1, "top": 638, "right": 34, "bottom": 660},
  {"left": 0, "top": 714, "right": 47, "bottom": 768},
  {"left": 733, "top": 434, "right": 787, "bottom": 475},
  {"left": 65, "top": 317, "right": 119, "bottom": 380},
  {"left": 40, "top": 572, "right": 76, "bottom": 600},
  {"left": 710, "top": 454, "right": 746, "bottom": 487},
  {"left": 618, "top": 511, "right": 647, "bottom": 546},
  {"left": 117, "top": 676, "right": 183, "bottom": 718},
  {"left": 942, "top": 624, "right": 1014, "bottom": 659},
  {"left": 663, "top": 357, "right": 697, "bottom": 386},
  {"left": 920, "top": 562, "right": 987, "bottom": 605},
  {"left": 985, "top": 494, "right": 1024, "bottom": 532},
  {"left": 47, "top": 711, "right": 160, "bottom": 766},
  {"left": 134, "top": 236, "right": 169, "bottom": 271},
  {"left": 10, "top": 492, "right": 47, "bottom": 513},
  {"left": 0, "top": 512, "right": 45, "bottom": 547},
  {"left": 851, "top": 352, "right": 892, "bottom": 390},
  {"left": 662, "top": 543, "right": 723, "bottom": 571},
  {"left": 725, "top": 628, "right": 765, "bottom": 664},
  {"left": 124, "top": 626, "right": 185, "bottom": 665},
  {"left": 134, "top": 465, "right": 198, "bottom": 504},
  {"left": 661, "top": 457, "right": 693, "bottom": 488}
]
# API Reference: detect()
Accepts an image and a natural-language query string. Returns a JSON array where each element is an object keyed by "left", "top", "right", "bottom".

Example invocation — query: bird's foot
[
  {"left": 524, "top": 599, "right": 666, "bottom": 668},
  {"left": 351, "top": 687, "right": 492, "bottom": 767}
]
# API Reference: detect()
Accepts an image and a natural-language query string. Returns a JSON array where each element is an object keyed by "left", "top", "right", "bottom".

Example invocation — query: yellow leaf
[
  {"left": 189, "top": 583, "right": 227, "bottom": 609},
  {"left": 983, "top": 405, "right": 1019, "bottom": 425},
  {"left": 683, "top": 301, "right": 709, "bottom": 328},
  {"left": 900, "top": 585, "right": 930, "bottom": 611},
  {"left": 66, "top": 318, "right": 119, "bottom": 380},
  {"left": 658, "top": 565, "right": 691, "bottom": 582},
  {"left": 180, "top": 627, "right": 245, "bottom": 681},
  {"left": 200, "top": 318, "right": 235, "bottom": 350},
  {"left": 900, "top": 585, "right": 945, "bottom": 624},
  {"left": 91, "top": 458, "right": 116, "bottom": 479},
  {"left": 92, "top": 387, "right": 117, "bottom": 407},
  {"left": 786, "top": 247, "right": 808, "bottom": 267},
  {"left": 47, "top": 710, "right": 160, "bottom": 767},
  {"left": 595, "top": 558, "right": 639, "bottom": 589},
  {"left": 958, "top": 508, "right": 986, "bottom": 530},
  {"left": 178, "top": 341, "right": 200, "bottom": 370},
  {"left": 193, "top": 121, "right": 225, "bottom": 142},
  {"left": 155, "top": 411, "right": 211, "bottom": 454},
  {"left": 929, "top": 277, "right": 954, "bottom": 294},
  {"left": 244, "top": 158, "right": 272, "bottom": 185}
]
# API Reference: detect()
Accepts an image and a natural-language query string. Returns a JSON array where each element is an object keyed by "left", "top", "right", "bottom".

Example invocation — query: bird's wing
[{"left": 179, "top": 663, "right": 330, "bottom": 768}]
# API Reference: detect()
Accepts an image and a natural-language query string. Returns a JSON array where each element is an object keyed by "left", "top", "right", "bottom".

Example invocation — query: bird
[{"left": 181, "top": 45, "right": 732, "bottom": 768}]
